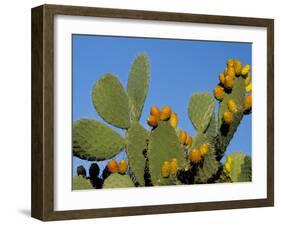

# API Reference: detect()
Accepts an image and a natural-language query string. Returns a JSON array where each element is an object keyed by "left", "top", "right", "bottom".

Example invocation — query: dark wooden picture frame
[{"left": 31, "top": 4, "right": 274, "bottom": 221}]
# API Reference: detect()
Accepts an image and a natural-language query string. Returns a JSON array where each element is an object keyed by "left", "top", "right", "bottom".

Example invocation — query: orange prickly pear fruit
[
  {"left": 234, "top": 59, "right": 242, "bottom": 75},
  {"left": 214, "top": 85, "right": 225, "bottom": 101},
  {"left": 179, "top": 130, "right": 187, "bottom": 145},
  {"left": 241, "top": 64, "right": 251, "bottom": 77},
  {"left": 219, "top": 73, "right": 225, "bottom": 85},
  {"left": 227, "top": 59, "right": 235, "bottom": 67},
  {"left": 169, "top": 158, "right": 178, "bottom": 176},
  {"left": 118, "top": 160, "right": 128, "bottom": 174},
  {"left": 150, "top": 106, "right": 161, "bottom": 119},
  {"left": 185, "top": 134, "right": 193, "bottom": 148},
  {"left": 199, "top": 143, "right": 209, "bottom": 156},
  {"left": 224, "top": 75, "right": 234, "bottom": 89},
  {"left": 147, "top": 115, "right": 158, "bottom": 127},
  {"left": 223, "top": 111, "right": 233, "bottom": 124},
  {"left": 161, "top": 161, "right": 170, "bottom": 178},
  {"left": 227, "top": 99, "right": 238, "bottom": 113},
  {"left": 169, "top": 112, "right": 178, "bottom": 128},
  {"left": 225, "top": 66, "right": 235, "bottom": 78},
  {"left": 160, "top": 105, "right": 172, "bottom": 121},
  {"left": 243, "top": 94, "right": 252, "bottom": 110},
  {"left": 189, "top": 149, "right": 202, "bottom": 163},
  {"left": 107, "top": 160, "right": 119, "bottom": 173}
]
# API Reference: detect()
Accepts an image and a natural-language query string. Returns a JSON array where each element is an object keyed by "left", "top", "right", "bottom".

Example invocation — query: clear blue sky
[{"left": 72, "top": 34, "right": 252, "bottom": 177}]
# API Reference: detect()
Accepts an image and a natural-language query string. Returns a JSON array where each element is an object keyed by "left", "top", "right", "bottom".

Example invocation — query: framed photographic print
[{"left": 31, "top": 4, "right": 274, "bottom": 221}]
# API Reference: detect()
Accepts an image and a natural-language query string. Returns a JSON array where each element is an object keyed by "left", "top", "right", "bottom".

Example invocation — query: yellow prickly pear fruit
[
  {"left": 179, "top": 130, "right": 187, "bottom": 145},
  {"left": 225, "top": 66, "right": 235, "bottom": 78},
  {"left": 189, "top": 149, "right": 201, "bottom": 163},
  {"left": 224, "top": 162, "right": 231, "bottom": 173},
  {"left": 169, "top": 112, "right": 178, "bottom": 128},
  {"left": 161, "top": 161, "right": 170, "bottom": 178},
  {"left": 199, "top": 143, "right": 209, "bottom": 156},
  {"left": 219, "top": 73, "right": 225, "bottom": 85},
  {"left": 243, "top": 94, "right": 252, "bottom": 110},
  {"left": 244, "top": 72, "right": 251, "bottom": 85},
  {"left": 241, "top": 64, "right": 251, "bottom": 77},
  {"left": 160, "top": 105, "right": 172, "bottom": 121},
  {"left": 245, "top": 83, "right": 252, "bottom": 92},
  {"left": 223, "top": 111, "right": 233, "bottom": 124},
  {"left": 118, "top": 160, "right": 128, "bottom": 174},
  {"left": 226, "top": 156, "right": 233, "bottom": 164},
  {"left": 227, "top": 99, "right": 238, "bottom": 113},
  {"left": 147, "top": 115, "right": 158, "bottom": 127},
  {"left": 224, "top": 75, "right": 234, "bottom": 89},
  {"left": 234, "top": 59, "right": 242, "bottom": 75},
  {"left": 214, "top": 85, "right": 225, "bottom": 101},
  {"left": 185, "top": 134, "right": 193, "bottom": 148},
  {"left": 169, "top": 158, "right": 178, "bottom": 176},
  {"left": 150, "top": 106, "right": 161, "bottom": 119},
  {"left": 107, "top": 160, "right": 119, "bottom": 173},
  {"left": 227, "top": 59, "right": 235, "bottom": 67}
]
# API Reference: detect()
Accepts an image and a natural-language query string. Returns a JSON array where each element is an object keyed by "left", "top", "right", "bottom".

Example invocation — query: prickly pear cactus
[
  {"left": 126, "top": 122, "right": 149, "bottom": 186},
  {"left": 148, "top": 121, "right": 185, "bottom": 185},
  {"left": 72, "top": 176, "right": 93, "bottom": 190},
  {"left": 127, "top": 54, "right": 150, "bottom": 121},
  {"left": 73, "top": 119, "right": 126, "bottom": 161},
  {"left": 226, "top": 152, "right": 252, "bottom": 182},
  {"left": 103, "top": 173, "right": 135, "bottom": 188},
  {"left": 92, "top": 74, "right": 131, "bottom": 129},
  {"left": 188, "top": 93, "right": 215, "bottom": 133}
]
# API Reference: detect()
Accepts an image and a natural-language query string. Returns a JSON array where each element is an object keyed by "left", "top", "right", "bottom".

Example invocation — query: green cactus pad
[
  {"left": 205, "top": 111, "right": 217, "bottom": 140},
  {"left": 92, "top": 74, "right": 130, "bottom": 129},
  {"left": 103, "top": 173, "right": 135, "bottom": 189},
  {"left": 127, "top": 54, "right": 150, "bottom": 121},
  {"left": 191, "top": 132, "right": 220, "bottom": 183},
  {"left": 72, "top": 176, "right": 93, "bottom": 190},
  {"left": 73, "top": 119, "right": 126, "bottom": 161},
  {"left": 218, "top": 76, "right": 245, "bottom": 128},
  {"left": 126, "top": 122, "right": 149, "bottom": 186},
  {"left": 148, "top": 121, "right": 185, "bottom": 185},
  {"left": 227, "top": 152, "right": 251, "bottom": 182},
  {"left": 188, "top": 92, "right": 215, "bottom": 133}
]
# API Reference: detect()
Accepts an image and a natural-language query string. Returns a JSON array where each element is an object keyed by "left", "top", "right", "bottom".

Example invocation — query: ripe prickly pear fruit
[
  {"left": 89, "top": 163, "right": 100, "bottom": 178},
  {"left": 243, "top": 94, "right": 252, "bottom": 110},
  {"left": 199, "top": 143, "right": 209, "bottom": 156},
  {"left": 224, "top": 75, "right": 234, "bottom": 89},
  {"left": 241, "top": 64, "right": 250, "bottom": 77},
  {"left": 214, "top": 85, "right": 225, "bottom": 101},
  {"left": 225, "top": 66, "right": 235, "bottom": 78},
  {"left": 185, "top": 134, "right": 193, "bottom": 148},
  {"left": 227, "top": 99, "right": 238, "bottom": 113},
  {"left": 160, "top": 105, "right": 172, "bottom": 121},
  {"left": 189, "top": 148, "right": 202, "bottom": 163},
  {"left": 147, "top": 115, "right": 158, "bottom": 127},
  {"left": 150, "top": 106, "right": 161, "bottom": 119},
  {"left": 169, "top": 158, "right": 178, "bottom": 176},
  {"left": 107, "top": 159, "right": 119, "bottom": 173},
  {"left": 227, "top": 59, "right": 235, "bottom": 67},
  {"left": 245, "top": 83, "right": 252, "bottom": 92},
  {"left": 244, "top": 72, "right": 251, "bottom": 85},
  {"left": 219, "top": 73, "right": 225, "bottom": 85},
  {"left": 77, "top": 165, "right": 86, "bottom": 177},
  {"left": 223, "top": 111, "right": 233, "bottom": 124},
  {"left": 161, "top": 161, "right": 170, "bottom": 178},
  {"left": 169, "top": 112, "right": 178, "bottom": 128},
  {"left": 179, "top": 130, "right": 187, "bottom": 145},
  {"left": 234, "top": 59, "right": 242, "bottom": 75},
  {"left": 118, "top": 160, "right": 128, "bottom": 174}
]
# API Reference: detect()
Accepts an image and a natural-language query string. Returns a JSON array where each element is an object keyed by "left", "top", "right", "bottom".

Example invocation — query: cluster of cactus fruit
[{"left": 72, "top": 54, "right": 252, "bottom": 190}]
